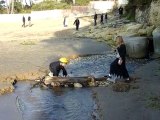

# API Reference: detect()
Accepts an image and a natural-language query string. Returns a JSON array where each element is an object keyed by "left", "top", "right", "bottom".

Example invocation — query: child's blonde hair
[{"left": 116, "top": 36, "right": 124, "bottom": 46}]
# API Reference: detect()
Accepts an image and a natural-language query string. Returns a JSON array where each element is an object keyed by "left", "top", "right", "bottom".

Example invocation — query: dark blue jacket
[{"left": 49, "top": 61, "right": 67, "bottom": 76}]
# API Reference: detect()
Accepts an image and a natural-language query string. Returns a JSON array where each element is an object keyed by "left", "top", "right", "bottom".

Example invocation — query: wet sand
[
  {"left": 93, "top": 59, "right": 160, "bottom": 120},
  {"left": 0, "top": 94, "right": 22, "bottom": 120}
]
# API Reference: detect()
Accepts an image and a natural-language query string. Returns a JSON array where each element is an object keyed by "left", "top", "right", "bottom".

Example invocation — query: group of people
[
  {"left": 49, "top": 36, "right": 130, "bottom": 83},
  {"left": 67, "top": 6, "right": 123, "bottom": 31},
  {"left": 94, "top": 12, "right": 108, "bottom": 26},
  {"left": 22, "top": 16, "right": 31, "bottom": 27},
  {"left": 93, "top": 6, "right": 124, "bottom": 26}
]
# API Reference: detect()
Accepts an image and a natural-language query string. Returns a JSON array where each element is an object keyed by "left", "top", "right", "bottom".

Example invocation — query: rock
[
  {"left": 0, "top": 82, "right": 15, "bottom": 95},
  {"left": 135, "top": 8, "right": 150, "bottom": 24},
  {"left": 51, "top": 82, "right": 60, "bottom": 87},
  {"left": 96, "top": 81, "right": 110, "bottom": 87},
  {"left": 74, "top": 83, "right": 83, "bottom": 88},
  {"left": 126, "top": 23, "right": 143, "bottom": 33},
  {"left": 44, "top": 76, "right": 56, "bottom": 85},
  {"left": 103, "top": 35, "right": 113, "bottom": 41},
  {"left": 88, "top": 26, "right": 95, "bottom": 33},
  {"left": 64, "top": 84, "right": 68, "bottom": 87},
  {"left": 153, "top": 27, "right": 160, "bottom": 54},
  {"left": 138, "top": 29, "right": 147, "bottom": 36},
  {"left": 146, "top": 25, "right": 155, "bottom": 36},
  {"left": 119, "top": 32, "right": 138, "bottom": 37},
  {"left": 149, "top": 0, "right": 160, "bottom": 26},
  {"left": 112, "top": 82, "right": 130, "bottom": 92},
  {"left": 88, "top": 76, "right": 97, "bottom": 87},
  {"left": 123, "top": 36, "right": 149, "bottom": 58}
]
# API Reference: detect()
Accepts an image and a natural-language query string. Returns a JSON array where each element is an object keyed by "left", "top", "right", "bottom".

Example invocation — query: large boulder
[
  {"left": 123, "top": 36, "right": 148, "bottom": 58},
  {"left": 118, "top": 32, "right": 138, "bottom": 37},
  {"left": 138, "top": 29, "right": 147, "bottom": 36},
  {"left": 125, "top": 23, "right": 143, "bottom": 33},
  {"left": 146, "top": 25, "right": 155, "bottom": 36},
  {"left": 152, "top": 27, "right": 160, "bottom": 54}
]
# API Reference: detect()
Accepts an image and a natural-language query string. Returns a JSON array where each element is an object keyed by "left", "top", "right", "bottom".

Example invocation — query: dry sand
[
  {"left": 0, "top": 17, "right": 110, "bottom": 80},
  {"left": 0, "top": 17, "right": 110, "bottom": 120},
  {"left": 0, "top": 17, "right": 160, "bottom": 120}
]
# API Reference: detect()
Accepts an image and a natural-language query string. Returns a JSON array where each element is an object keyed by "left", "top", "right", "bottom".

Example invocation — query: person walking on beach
[
  {"left": 107, "top": 36, "right": 130, "bottom": 83},
  {"left": 28, "top": 16, "right": 31, "bottom": 27},
  {"left": 94, "top": 12, "right": 97, "bottom": 26},
  {"left": 118, "top": 6, "right": 124, "bottom": 18},
  {"left": 49, "top": 57, "right": 69, "bottom": 77},
  {"left": 105, "top": 12, "right": 108, "bottom": 23},
  {"left": 100, "top": 13, "right": 104, "bottom": 24},
  {"left": 63, "top": 16, "right": 68, "bottom": 27},
  {"left": 22, "top": 16, "right": 25, "bottom": 27},
  {"left": 73, "top": 18, "right": 80, "bottom": 30}
]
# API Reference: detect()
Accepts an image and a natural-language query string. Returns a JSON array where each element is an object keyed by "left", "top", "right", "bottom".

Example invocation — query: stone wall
[
  {"left": 149, "top": 0, "right": 160, "bottom": 26},
  {"left": 135, "top": 0, "right": 160, "bottom": 27}
]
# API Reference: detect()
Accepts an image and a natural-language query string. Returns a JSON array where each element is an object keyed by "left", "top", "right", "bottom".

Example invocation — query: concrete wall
[
  {"left": 89, "top": 1, "right": 115, "bottom": 13},
  {"left": 89, "top": 0, "right": 128, "bottom": 13},
  {"left": 0, "top": 9, "right": 72, "bottom": 22},
  {"left": 0, "top": 0, "right": 129, "bottom": 22}
]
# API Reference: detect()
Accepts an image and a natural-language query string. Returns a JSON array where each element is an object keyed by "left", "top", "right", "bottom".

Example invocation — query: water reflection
[{"left": 15, "top": 81, "right": 94, "bottom": 120}]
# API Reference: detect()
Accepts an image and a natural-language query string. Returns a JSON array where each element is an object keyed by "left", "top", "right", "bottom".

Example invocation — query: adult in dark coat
[
  {"left": 49, "top": 57, "right": 69, "bottom": 77},
  {"left": 73, "top": 18, "right": 80, "bottom": 30},
  {"left": 105, "top": 12, "right": 108, "bottom": 23},
  {"left": 94, "top": 12, "right": 97, "bottom": 26},
  {"left": 100, "top": 14, "right": 104, "bottom": 24},
  {"left": 108, "top": 36, "right": 130, "bottom": 83},
  {"left": 22, "top": 16, "right": 25, "bottom": 27},
  {"left": 63, "top": 16, "right": 68, "bottom": 27},
  {"left": 118, "top": 6, "right": 124, "bottom": 17}
]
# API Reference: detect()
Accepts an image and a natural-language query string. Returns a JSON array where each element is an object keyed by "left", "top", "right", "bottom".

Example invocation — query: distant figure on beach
[
  {"left": 118, "top": 6, "right": 124, "bottom": 18},
  {"left": 63, "top": 16, "right": 68, "bottom": 27},
  {"left": 49, "top": 57, "right": 69, "bottom": 77},
  {"left": 73, "top": 18, "right": 80, "bottom": 30},
  {"left": 22, "top": 16, "right": 25, "bottom": 27},
  {"left": 94, "top": 12, "right": 97, "bottom": 26},
  {"left": 105, "top": 12, "right": 108, "bottom": 23},
  {"left": 100, "top": 14, "right": 104, "bottom": 24},
  {"left": 107, "top": 36, "right": 130, "bottom": 83},
  {"left": 28, "top": 16, "right": 31, "bottom": 27}
]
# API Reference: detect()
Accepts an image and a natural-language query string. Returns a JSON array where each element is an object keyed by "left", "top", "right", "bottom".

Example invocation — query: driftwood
[
  {"left": 47, "top": 76, "right": 110, "bottom": 87},
  {"left": 30, "top": 76, "right": 110, "bottom": 89}
]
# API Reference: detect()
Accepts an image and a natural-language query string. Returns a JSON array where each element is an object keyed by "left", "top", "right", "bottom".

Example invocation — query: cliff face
[
  {"left": 149, "top": 0, "right": 160, "bottom": 26},
  {"left": 135, "top": 0, "right": 160, "bottom": 26}
]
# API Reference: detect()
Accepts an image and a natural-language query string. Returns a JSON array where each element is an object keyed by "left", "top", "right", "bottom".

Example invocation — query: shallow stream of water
[{"left": 14, "top": 53, "right": 149, "bottom": 120}]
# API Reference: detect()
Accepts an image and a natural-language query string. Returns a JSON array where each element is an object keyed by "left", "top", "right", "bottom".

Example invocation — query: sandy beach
[
  {"left": 0, "top": 17, "right": 109, "bottom": 120},
  {"left": 93, "top": 59, "right": 160, "bottom": 120},
  {"left": 0, "top": 16, "right": 160, "bottom": 120}
]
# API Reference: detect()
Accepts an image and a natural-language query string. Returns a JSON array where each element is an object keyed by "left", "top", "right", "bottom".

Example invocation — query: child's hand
[{"left": 118, "top": 59, "right": 123, "bottom": 65}]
